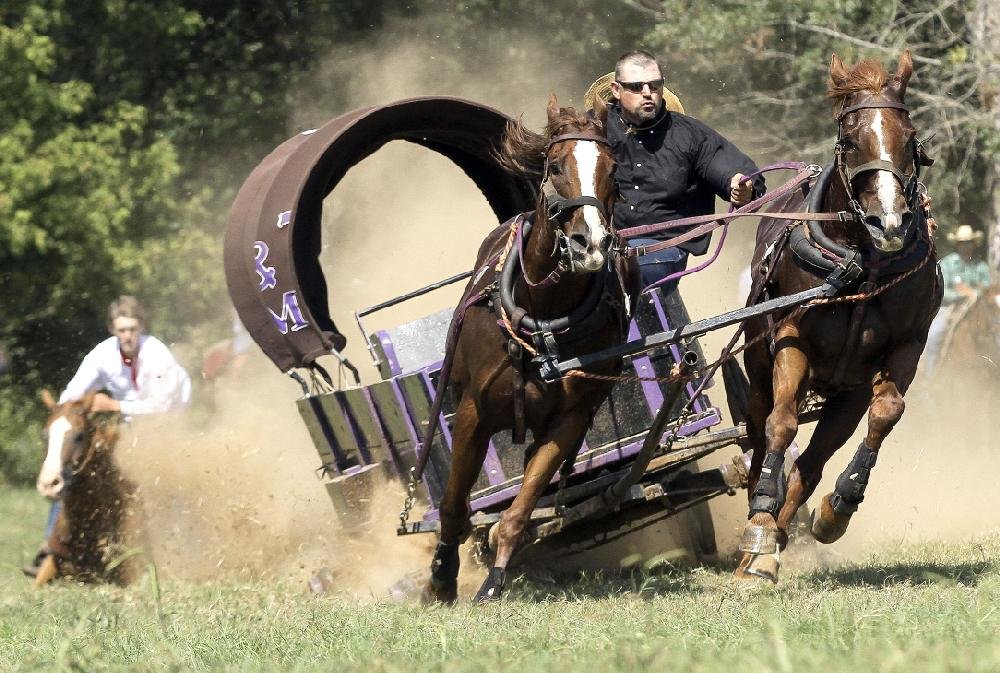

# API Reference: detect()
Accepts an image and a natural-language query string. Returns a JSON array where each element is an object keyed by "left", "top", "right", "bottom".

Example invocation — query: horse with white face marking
[
  {"left": 735, "top": 50, "right": 940, "bottom": 584},
  {"left": 419, "top": 94, "right": 638, "bottom": 604},
  {"left": 34, "top": 390, "right": 141, "bottom": 586}
]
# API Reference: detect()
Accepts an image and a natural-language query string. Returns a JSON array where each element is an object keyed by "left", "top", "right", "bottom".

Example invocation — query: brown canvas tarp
[{"left": 223, "top": 97, "right": 535, "bottom": 372}]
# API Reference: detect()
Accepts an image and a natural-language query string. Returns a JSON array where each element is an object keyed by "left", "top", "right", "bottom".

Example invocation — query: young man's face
[
  {"left": 109, "top": 317, "right": 143, "bottom": 358},
  {"left": 611, "top": 62, "right": 664, "bottom": 125}
]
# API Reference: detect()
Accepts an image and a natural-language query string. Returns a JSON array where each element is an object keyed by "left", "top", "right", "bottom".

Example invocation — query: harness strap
[
  {"left": 846, "top": 159, "right": 911, "bottom": 186},
  {"left": 547, "top": 133, "right": 611, "bottom": 148},
  {"left": 830, "top": 269, "right": 877, "bottom": 389},
  {"left": 836, "top": 99, "right": 909, "bottom": 120},
  {"left": 508, "top": 339, "right": 527, "bottom": 444},
  {"left": 617, "top": 163, "right": 819, "bottom": 240}
]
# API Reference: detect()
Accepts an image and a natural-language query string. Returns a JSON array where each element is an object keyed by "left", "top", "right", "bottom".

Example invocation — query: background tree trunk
[{"left": 970, "top": 0, "right": 1000, "bottom": 272}]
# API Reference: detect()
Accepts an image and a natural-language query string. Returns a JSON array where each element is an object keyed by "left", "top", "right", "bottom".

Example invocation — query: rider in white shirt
[
  {"left": 60, "top": 332, "right": 191, "bottom": 416},
  {"left": 26, "top": 296, "right": 190, "bottom": 577}
]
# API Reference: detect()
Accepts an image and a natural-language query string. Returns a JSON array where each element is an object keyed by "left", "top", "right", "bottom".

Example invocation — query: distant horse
[
  {"left": 34, "top": 391, "right": 141, "bottom": 585},
  {"left": 939, "top": 284, "right": 1000, "bottom": 388},
  {"left": 421, "top": 94, "right": 637, "bottom": 603},
  {"left": 736, "top": 50, "right": 940, "bottom": 582}
]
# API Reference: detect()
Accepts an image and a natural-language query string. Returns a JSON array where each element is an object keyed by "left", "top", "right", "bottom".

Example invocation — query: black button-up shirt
[{"left": 608, "top": 102, "right": 764, "bottom": 255}]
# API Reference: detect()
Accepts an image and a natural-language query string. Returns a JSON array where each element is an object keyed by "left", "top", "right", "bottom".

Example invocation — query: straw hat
[
  {"left": 584, "top": 72, "right": 685, "bottom": 114},
  {"left": 947, "top": 224, "right": 983, "bottom": 242}
]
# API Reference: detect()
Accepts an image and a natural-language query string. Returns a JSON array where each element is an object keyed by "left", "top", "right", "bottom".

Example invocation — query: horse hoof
[
  {"left": 811, "top": 493, "right": 851, "bottom": 544},
  {"left": 420, "top": 578, "right": 458, "bottom": 606},
  {"left": 733, "top": 551, "right": 779, "bottom": 584},
  {"left": 472, "top": 567, "right": 506, "bottom": 604}
]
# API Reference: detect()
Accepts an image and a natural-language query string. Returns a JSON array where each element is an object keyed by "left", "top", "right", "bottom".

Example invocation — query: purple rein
[{"left": 617, "top": 162, "right": 817, "bottom": 294}]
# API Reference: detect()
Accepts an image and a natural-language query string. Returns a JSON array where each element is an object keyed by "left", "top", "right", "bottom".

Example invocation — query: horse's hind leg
[
  {"left": 812, "top": 341, "right": 921, "bottom": 543},
  {"left": 421, "top": 394, "right": 492, "bottom": 606},
  {"left": 473, "top": 413, "right": 590, "bottom": 603},
  {"left": 735, "top": 323, "right": 808, "bottom": 584}
]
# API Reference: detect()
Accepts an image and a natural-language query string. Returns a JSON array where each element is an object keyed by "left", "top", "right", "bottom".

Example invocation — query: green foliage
[
  {"left": 0, "top": 2, "right": 394, "bottom": 483},
  {"left": 644, "top": 0, "right": 994, "bottom": 228}
]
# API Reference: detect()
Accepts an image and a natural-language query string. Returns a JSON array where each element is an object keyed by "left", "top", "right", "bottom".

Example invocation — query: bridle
[
  {"left": 541, "top": 132, "right": 614, "bottom": 224},
  {"left": 833, "top": 96, "right": 931, "bottom": 226},
  {"left": 55, "top": 409, "right": 108, "bottom": 488},
  {"left": 533, "top": 132, "right": 617, "bottom": 276}
]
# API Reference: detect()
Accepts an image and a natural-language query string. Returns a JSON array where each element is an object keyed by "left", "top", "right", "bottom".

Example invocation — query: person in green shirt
[{"left": 923, "top": 224, "right": 993, "bottom": 375}]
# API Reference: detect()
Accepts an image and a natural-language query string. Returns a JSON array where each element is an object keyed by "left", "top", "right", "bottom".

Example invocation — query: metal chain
[{"left": 397, "top": 466, "right": 419, "bottom": 534}]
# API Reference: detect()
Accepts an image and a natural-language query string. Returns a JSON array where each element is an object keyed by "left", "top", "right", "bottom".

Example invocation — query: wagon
[{"left": 224, "top": 97, "right": 823, "bottom": 567}]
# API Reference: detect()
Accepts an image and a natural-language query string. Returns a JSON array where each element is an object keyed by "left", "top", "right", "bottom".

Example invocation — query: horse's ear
[
  {"left": 40, "top": 389, "right": 56, "bottom": 410},
  {"left": 593, "top": 93, "right": 608, "bottom": 128},
  {"left": 891, "top": 49, "right": 913, "bottom": 99},
  {"left": 546, "top": 92, "right": 560, "bottom": 125},
  {"left": 829, "top": 53, "right": 849, "bottom": 89}
]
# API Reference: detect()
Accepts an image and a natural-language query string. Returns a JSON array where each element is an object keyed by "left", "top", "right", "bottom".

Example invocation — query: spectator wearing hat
[{"left": 923, "top": 224, "right": 993, "bottom": 375}]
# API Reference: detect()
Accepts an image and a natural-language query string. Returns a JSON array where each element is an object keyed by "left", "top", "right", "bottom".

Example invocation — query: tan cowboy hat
[
  {"left": 947, "top": 224, "right": 983, "bottom": 242},
  {"left": 584, "top": 72, "right": 685, "bottom": 114}
]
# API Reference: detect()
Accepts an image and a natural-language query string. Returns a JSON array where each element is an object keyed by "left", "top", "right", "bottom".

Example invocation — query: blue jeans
[
  {"left": 921, "top": 305, "right": 953, "bottom": 376},
  {"left": 628, "top": 238, "right": 690, "bottom": 295},
  {"left": 44, "top": 500, "right": 62, "bottom": 540}
]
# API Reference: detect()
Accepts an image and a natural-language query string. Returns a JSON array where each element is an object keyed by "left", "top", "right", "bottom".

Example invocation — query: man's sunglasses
[{"left": 616, "top": 79, "right": 664, "bottom": 93}]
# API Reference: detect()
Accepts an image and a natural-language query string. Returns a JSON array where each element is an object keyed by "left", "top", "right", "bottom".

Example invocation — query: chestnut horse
[
  {"left": 421, "top": 94, "right": 637, "bottom": 603},
  {"left": 34, "top": 391, "right": 141, "bottom": 585},
  {"left": 735, "top": 50, "right": 941, "bottom": 582}
]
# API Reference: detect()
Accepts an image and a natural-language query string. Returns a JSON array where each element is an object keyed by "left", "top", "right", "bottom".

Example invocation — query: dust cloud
[{"left": 114, "top": 359, "right": 440, "bottom": 597}]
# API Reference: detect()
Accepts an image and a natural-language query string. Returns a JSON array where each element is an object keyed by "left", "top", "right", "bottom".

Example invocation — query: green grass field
[{"left": 2, "top": 486, "right": 998, "bottom": 673}]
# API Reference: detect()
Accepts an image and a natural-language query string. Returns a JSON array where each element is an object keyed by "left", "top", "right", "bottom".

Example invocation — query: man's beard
[
  {"left": 633, "top": 106, "right": 658, "bottom": 123},
  {"left": 625, "top": 100, "right": 660, "bottom": 125}
]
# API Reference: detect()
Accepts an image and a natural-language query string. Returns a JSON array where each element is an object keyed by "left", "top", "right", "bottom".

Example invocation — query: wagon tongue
[{"left": 545, "top": 275, "right": 857, "bottom": 381}]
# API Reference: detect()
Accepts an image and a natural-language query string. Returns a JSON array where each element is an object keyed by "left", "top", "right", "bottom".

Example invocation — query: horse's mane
[
  {"left": 827, "top": 58, "right": 890, "bottom": 104},
  {"left": 494, "top": 108, "right": 600, "bottom": 180}
]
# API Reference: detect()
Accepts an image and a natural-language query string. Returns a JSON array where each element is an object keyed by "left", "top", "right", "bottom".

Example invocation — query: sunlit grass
[{"left": 2, "top": 487, "right": 997, "bottom": 673}]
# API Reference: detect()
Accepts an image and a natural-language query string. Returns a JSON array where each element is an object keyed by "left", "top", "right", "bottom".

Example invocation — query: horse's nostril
[
  {"left": 569, "top": 233, "right": 589, "bottom": 250},
  {"left": 864, "top": 215, "right": 884, "bottom": 230},
  {"left": 901, "top": 211, "right": 913, "bottom": 229}
]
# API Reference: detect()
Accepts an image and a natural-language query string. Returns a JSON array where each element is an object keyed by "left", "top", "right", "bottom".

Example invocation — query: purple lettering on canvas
[
  {"left": 269, "top": 291, "right": 309, "bottom": 334},
  {"left": 276, "top": 211, "right": 292, "bottom": 229},
  {"left": 253, "top": 241, "right": 277, "bottom": 290}
]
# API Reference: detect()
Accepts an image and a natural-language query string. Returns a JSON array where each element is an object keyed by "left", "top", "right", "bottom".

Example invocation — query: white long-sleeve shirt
[{"left": 59, "top": 335, "right": 191, "bottom": 415}]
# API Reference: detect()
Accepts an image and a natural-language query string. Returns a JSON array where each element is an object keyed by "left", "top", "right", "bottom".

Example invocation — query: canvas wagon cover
[{"left": 224, "top": 97, "right": 536, "bottom": 372}]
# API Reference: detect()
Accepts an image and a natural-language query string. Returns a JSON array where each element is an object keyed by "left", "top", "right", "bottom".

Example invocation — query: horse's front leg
[
  {"left": 811, "top": 339, "right": 922, "bottom": 543},
  {"left": 421, "top": 394, "right": 492, "bottom": 605},
  {"left": 735, "top": 322, "right": 809, "bottom": 583},
  {"left": 472, "top": 412, "right": 591, "bottom": 603}
]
